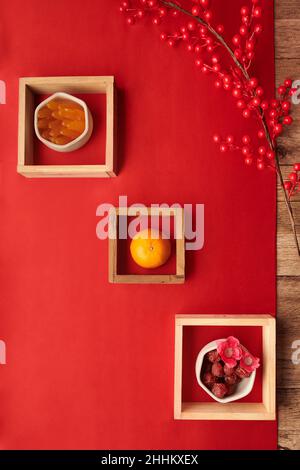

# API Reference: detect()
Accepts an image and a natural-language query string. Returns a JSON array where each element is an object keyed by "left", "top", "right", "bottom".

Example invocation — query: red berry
[
  {"left": 289, "top": 172, "right": 298, "bottom": 183},
  {"left": 284, "top": 78, "right": 293, "bottom": 88},
  {"left": 253, "top": 6, "right": 262, "bottom": 17},
  {"left": 261, "top": 101, "right": 269, "bottom": 110},
  {"left": 212, "top": 362, "right": 224, "bottom": 377},
  {"left": 234, "top": 49, "right": 243, "bottom": 60},
  {"left": 251, "top": 97, "right": 260, "bottom": 107},
  {"left": 294, "top": 163, "right": 300, "bottom": 172},
  {"left": 246, "top": 39, "right": 255, "bottom": 51},
  {"left": 240, "top": 6, "right": 249, "bottom": 16},
  {"left": 214, "top": 79, "right": 222, "bottom": 89},
  {"left": 160, "top": 32, "right": 167, "bottom": 41},
  {"left": 212, "top": 382, "right": 228, "bottom": 399},
  {"left": 187, "top": 20, "right": 196, "bottom": 31},
  {"left": 195, "top": 58, "right": 203, "bottom": 68},
  {"left": 204, "top": 10, "right": 212, "bottom": 21},
  {"left": 283, "top": 116, "right": 293, "bottom": 125},
  {"left": 216, "top": 24, "right": 224, "bottom": 34},
  {"left": 257, "top": 130, "right": 264, "bottom": 139},
  {"left": 152, "top": 17, "right": 161, "bottom": 26},
  {"left": 200, "top": 0, "right": 210, "bottom": 7},
  {"left": 167, "top": 38, "right": 175, "bottom": 47},
  {"left": 242, "top": 146, "right": 251, "bottom": 155},
  {"left": 278, "top": 85, "right": 287, "bottom": 95},
  {"left": 126, "top": 16, "right": 135, "bottom": 25},
  {"left": 192, "top": 6, "right": 200, "bottom": 16},
  {"left": 256, "top": 86, "right": 264, "bottom": 97},
  {"left": 237, "top": 99, "right": 246, "bottom": 109},
  {"left": 284, "top": 181, "right": 292, "bottom": 191},
  {"left": 267, "top": 151, "right": 275, "bottom": 160},
  {"left": 226, "top": 135, "right": 234, "bottom": 144},
  {"left": 220, "top": 143, "right": 228, "bottom": 153},
  {"left": 271, "top": 99, "right": 279, "bottom": 109},
  {"left": 282, "top": 101, "right": 291, "bottom": 113},
  {"left": 158, "top": 7, "right": 167, "bottom": 16},
  {"left": 207, "top": 350, "right": 220, "bottom": 362},
  {"left": 248, "top": 77, "right": 258, "bottom": 88},
  {"left": 257, "top": 160, "right": 265, "bottom": 170},
  {"left": 242, "top": 135, "right": 251, "bottom": 145},
  {"left": 232, "top": 88, "right": 242, "bottom": 98},
  {"left": 258, "top": 146, "right": 266, "bottom": 156},
  {"left": 232, "top": 34, "right": 241, "bottom": 46},
  {"left": 239, "top": 25, "right": 247, "bottom": 36},
  {"left": 254, "top": 24, "right": 263, "bottom": 35},
  {"left": 243, "top": 108, "right": 251, "bottom": 118},
  {"left": 213, "top": 134, "right": 220, "bottom": 143},
  {"left": 242, "top": 15, "right": 250, "bottom": 25},
  {"left": 245, "top": 156, "right": 253, "bottom": 166},
  {"left": 274, "top": 123, "right": 283, "bottom": 135}
]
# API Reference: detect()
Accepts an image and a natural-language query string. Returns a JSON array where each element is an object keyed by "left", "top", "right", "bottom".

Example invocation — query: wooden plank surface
[
  {"left": 276, "top": 0, "right": 300, "bottom": 19},
  {"left": 276, "top": 0, "right": 300, "bottom": 450}
]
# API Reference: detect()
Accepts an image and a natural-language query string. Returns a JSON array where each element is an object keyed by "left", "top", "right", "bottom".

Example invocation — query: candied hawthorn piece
[
  {"left": 202, "top": 359, "right": 212, "bottom": 374},
  {"left": 224, "top": 373, "right": 238, "bottom": 385},
  {"left": 224, "top": 364, "right": 236, "bottom": 376},
  {"left": 202, "top": 372, "right": 216, "bottom": 389},
  {"left": 236, "top": 366, "right": 251, "bottom": 379},
  {"left": 212, "top": 382, "right": 228, "bottom": 399},
  {"left": 212, "top": 362, "right": 224, "bottom": 377},
  {"left": 227, "top": 384, "right": 237, "bottom": 396},
  {"left": 207, "top": 350, "right": 220, "bottom": 363}
]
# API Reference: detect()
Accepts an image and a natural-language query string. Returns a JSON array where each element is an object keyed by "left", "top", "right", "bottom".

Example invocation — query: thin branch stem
[{"left": 160, "top": 0, "right": 300, "bottom": 255}]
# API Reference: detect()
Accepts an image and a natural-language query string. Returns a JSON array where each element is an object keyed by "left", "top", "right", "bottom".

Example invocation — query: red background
[{"left": 0, "top": 0, "right": 276, "bottom": 449}]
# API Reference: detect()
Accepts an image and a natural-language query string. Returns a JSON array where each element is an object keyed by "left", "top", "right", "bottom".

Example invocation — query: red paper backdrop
[{"left": 0, "top": 0, "right": 276, "bottom": 450}]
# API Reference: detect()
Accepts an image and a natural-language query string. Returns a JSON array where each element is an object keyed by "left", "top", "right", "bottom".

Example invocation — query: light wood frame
[
  {"left": 109, "top": 207, "right": 185, "bottom": 284},
  {"left": 17, "top": 76, "right": 116, "bottom": 178},
  {"left": 174, "top": 314, "right": 276, "bottom": 421}
]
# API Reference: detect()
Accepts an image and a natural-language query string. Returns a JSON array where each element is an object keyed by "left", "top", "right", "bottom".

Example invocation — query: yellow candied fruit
[{"left": 37, "top": 98, "right": 86, "bottom": 146}]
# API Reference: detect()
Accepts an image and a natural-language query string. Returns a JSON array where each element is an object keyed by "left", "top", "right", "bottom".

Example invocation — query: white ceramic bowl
[
  {"left": 195, "top": 339, "right": 256, "bottom": 404},
  {"left": 34, "top": 92, "right": 93, "bottom": 152}
]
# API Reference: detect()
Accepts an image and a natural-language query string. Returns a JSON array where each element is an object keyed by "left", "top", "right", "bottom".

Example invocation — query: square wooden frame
[
  {"left": 17, "top": 76, "right": 116, "bottom": 178},
  {"left": 174, "top": 314, "right": 276, "bottom": 421},
  {"left": 109, "top": 207, "right": 185, "bottom": 284}
]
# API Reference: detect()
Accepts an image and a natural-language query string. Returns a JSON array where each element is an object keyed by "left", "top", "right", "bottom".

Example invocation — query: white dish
[
  {"left": 195, "top": 339, "right": 256, "bottom": 404},
  {"left": 34, "top": 92, "right": 93, "bottom": 152}
]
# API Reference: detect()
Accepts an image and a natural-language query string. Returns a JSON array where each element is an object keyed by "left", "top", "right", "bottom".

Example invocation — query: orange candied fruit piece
[{"left": 37, "top": 97, "right": 86, "bottom": 146}]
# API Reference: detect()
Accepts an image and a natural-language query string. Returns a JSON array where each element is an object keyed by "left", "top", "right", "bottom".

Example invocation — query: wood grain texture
[
  {"left": 275, "top": 20, "right": 300, "bottom": 58},
  {"left": 275, "top": 0, "right": 300, "bottom": 450},
  {"left": 275, "top": 0, "right": 300, "bottom": 20}
]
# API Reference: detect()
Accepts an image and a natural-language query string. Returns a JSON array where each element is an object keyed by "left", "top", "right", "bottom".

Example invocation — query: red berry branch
[{"left": 120, "top": 0, "right": 300, "bottom": 256}]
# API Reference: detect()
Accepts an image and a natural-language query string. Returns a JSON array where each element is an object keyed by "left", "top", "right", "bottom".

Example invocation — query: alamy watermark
[
  {"left": 0, "top": 80, "right": 6, "bottom": 104},
  {"left": 96, "top": 196, "right": 204, "bottom": 251},
  {"left": 0, "top": 340, "right": 6, "bottom": 365}
]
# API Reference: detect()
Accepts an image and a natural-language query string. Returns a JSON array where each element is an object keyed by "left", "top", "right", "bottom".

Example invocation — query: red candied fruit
[
  {"left": 225, "top": 373, "right": 238, "bottom": 385},
  {"left": 236, "top": 366, "right": 251, "bottom": 379},
  {"left": 212, "top": 382, "right": 228, "bottom": 399},
  {"left": 202, "top": 372, "right": 216, "bottom": 388},
  {"left": 224, "top": 364, "right": 235, "bottom": 376},
  {"left": 207, "top": 350, "right": 220, "bottom": 363},
  {"left": 212, "top": 362, "right": 224, "bottom": 377}
]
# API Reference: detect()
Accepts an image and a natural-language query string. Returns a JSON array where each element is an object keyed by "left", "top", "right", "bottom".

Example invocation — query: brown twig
[{"left": 160, "top": 0, "right": 300, "bottom": 255}]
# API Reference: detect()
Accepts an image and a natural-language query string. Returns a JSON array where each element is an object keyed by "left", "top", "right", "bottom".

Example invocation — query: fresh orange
[{"left": 130, "top": 229, "right": 171, "bottom": 269}]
